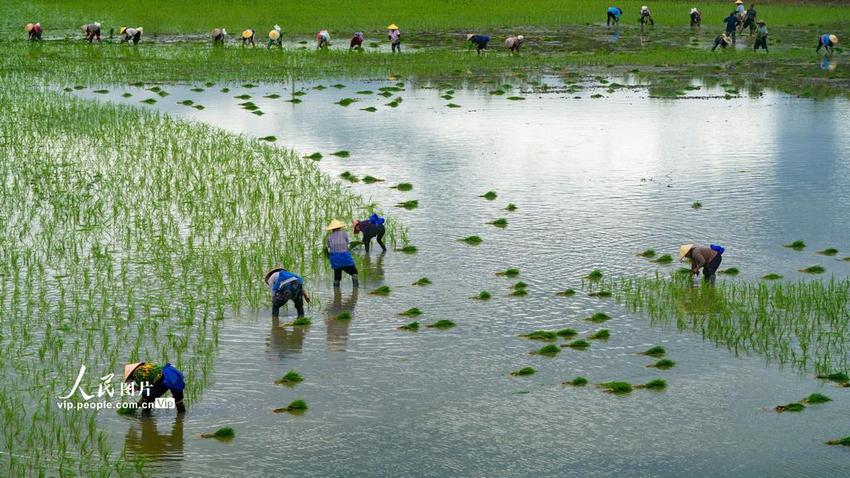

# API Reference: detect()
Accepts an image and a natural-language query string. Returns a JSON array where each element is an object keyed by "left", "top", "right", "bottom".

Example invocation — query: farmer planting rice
[
  {"left": 742, "top": 4, "right": 757, "bottom": 36},
  {"left": 327, "top": 219, "right": 358, "bottom": 288},
  {"left": 679, "top": 244, "right": 724, "bottom": 283},
  {"left": 81, "top": 22, "right": 101, "bottom": 42},
  {"left": 467, "top": 33, "right": 490, "bottom": 54},
  {"left": 124, "top": 362, "right": 186, "bottom": 415},
  {"left": 689, "top": 8, "right": 701, "bottom": 28},
  {"left": 25, "top": 23, "right": 42, "bottom": 41},
  {"left": 388, "top": 24, "right": 401, "bottom": 53},
  {"left": 723, "top": 11, "right": 739, "bottom": 44},
  {"left": 353, "top": 213, "right": 387, "bottom": 254},
  {"left": 607, "top": 7, "right": 622, "bottom": 26},
  {"left": 120, "top": 27, "right": 143, "bottom": 45},
  {"left": 317, "top": 29, "right": 330, "bottom": 49},
  {"left": 268, "top": 24, "right": 282, "bottom": 48},
  {"left": 350, "top": 31, "right": 364, "bottom": 50},
  {"left": 712, "top": 32, "right": 733, "bottom": 51},
  {"left": 639, "top": 5, "right": 654, "bottom": 26},
  {"left": 754, "top": 21, "right": 768, "bottom": 52},
  {"left": 241, "top": 28, "right": 255, "bottom": 46},
  {"left": 817, "top": 34, "right": 838, "bottom": 54},
  {"left": 505, "top": 35, "right": 524, "bottom": 53},
  {"left": 265, "top": 267, "right": 309, "bottom": 318},
  {"left": 212, "top": 27, "right": 227, "bottom": 44}
]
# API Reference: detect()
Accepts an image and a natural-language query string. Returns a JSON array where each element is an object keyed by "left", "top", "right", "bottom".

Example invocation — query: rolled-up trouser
[
  {"left": 703, "top": 254, "right": 723, "bottom": 280},
  {"left": 272, "top": 283, "right": 305, "bottom": 317},
  {"left": 333, "top": 265, "right": 358, "bottom": 282}
]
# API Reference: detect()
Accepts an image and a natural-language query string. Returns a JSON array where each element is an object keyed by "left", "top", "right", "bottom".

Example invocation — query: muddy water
[{"left": 82, "top": 80, "right": 850, "bottom": 477}]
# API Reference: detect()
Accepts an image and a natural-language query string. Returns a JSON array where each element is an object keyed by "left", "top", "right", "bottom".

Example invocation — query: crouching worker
[
  {"left": 26, "top": 23, "right": 43, "bottom": 41},
  {"left": 241, "top": 29, "right": 256, "bottom": 47},
  {"left": 268, "top": 24, "right": 282, "bottom": 48},
  {"left": 120, "top": 27, "right": 143, "bottom": 44},
  {"left": 265, "top": 267, "right": 309, "bottom": 318},
  {"left": 212, "top": 28, "right": 227, "bottom": 44},
  {"left": 82, "top": 22, "right": 101, "bottom": 42},
  {"left": 467, "top": 33, "right": 490, "bottom": 54},
  {"left": 712, "top": 33, "right": 733, "bottom": 51},
  {"left": 607, "top": 7, "right": 623, "bottom": 26},
  {"left": 817, "top": 34, "right": 838, "bottom": 54},
  {"left": 679, "top": 244, "right": 724, "bottom": 283},
  {"left": 327, "top": 219, "right": 358, "bottom": 288},
  {"left": 317, "top": 30, "right": 330, "bottom": 49},
  {"left": 354, "top": 213, "right": 387, "bottom": 253},
  {"left": 350, "top": 31, "right": 364, "bottom": 50},
  {"left": 505, "top": 35, "right": 524, "bottom": 53},
  {"left": 639, "top": 6, "right": 655, "bottom": 26},
  {"left": 690, "top": 8, "right": 702, "bottom": 28},
  {"left": 124, "top": 362, "right": 186, "bottom": 414}
]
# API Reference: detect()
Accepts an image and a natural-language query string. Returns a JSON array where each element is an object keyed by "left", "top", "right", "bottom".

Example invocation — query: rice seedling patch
[
  {"left": 586, "top": 312, "right": 610, "bottom": 323},
  {"left": 799, "top": 265, "right": 826, "bottom": 274},
  {"left": 396, "top": 200, "right": 418, "bottom": 210},
  {"left": 652, "top": 254, "right": 673, "bottom": 264},
  {"left": 473, "top": 290, "right": 492, "bottom": 300},
  {"left": 785, "top": 240, "right": 806, "bottom": 250},
  {"left": 202, "top": 427, "right": 235, "bottom": 440},
  {"left": 563, "top": 377, "right": 588, "bottom": 386},
  {"left": 556, "top": 289, "right": 576, "bottom": 297},
  {"left": 460, "top": 235, "right": 483, "bottom": 245},
  {"left": 480, "top": 191, "right": 498, "bottom": 200},
  {"left": 413, "top": 277, "right": 431, "bottom": 286},
  {"left": 587, "top": 329, "right": 610, "bottom": 340},
  {"left": 598, "top": 381, "right": 632, "bottom": 394},
  {"left": 532, "top": 344, "right": 561, "bottom": 356},
  {"left": 522, "top": 330, "right": 557, "bottom": 341},
  {"left": 511, "top": 367, "right": 536, "bottom": 376},
  {"left": 336, "top": 98, "right": 357, "bottom": 106},
  {"left": 399, "top": 307, "right": 422, "bottom": 317},
  {"left": 361, "top": 106, "right": 378, "bottom": 112},
  {"left": 648, "top": 359, "right": 675, "bottom": 369},
  {"left": 331, "top": 150, "right": 350, "bottom": 157},
  {"left": 428, "top": 319, "right": 456, "bottom": 329},
  {"left": 399, "top": 321, "right": 420, "bottom": 331},
  {"left": 639, "top": 249, "right": 656, "bottom": 258},
  {"left": 567, "top": 339, "right": 590, "bottom": 349},
  {"left": 556, "top": 328, "right": 578, "bottom": 338},
  {"left": 392, "top": 182, "right": 413, "bottom": 191},
  {"left": 275, "top": 370, "right": 304, "bottom": 385}
]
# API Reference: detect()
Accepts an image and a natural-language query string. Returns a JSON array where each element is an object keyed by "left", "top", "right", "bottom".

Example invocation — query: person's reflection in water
[
  {"left": 124, "top": 415, "right": 184, "bottom": 464},
  {"left": 362, "top": 251, "right": 386, "bottom": 282},
  {"left": 609, "top": 27, "right": 621, "bottom": 43},
  {"left": 326, "top": 287, "right": 359, "bottom": 352},
  {"left": 820, "top": 56, "right": 837, "bottom": 72},
  {"left": 267, "top": 316, "right": 307, "bottom": 358}
]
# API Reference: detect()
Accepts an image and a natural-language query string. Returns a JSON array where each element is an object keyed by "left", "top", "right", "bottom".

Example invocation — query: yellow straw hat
[
  {"left": 242, "top": 29, "right": 253, "bottom": 39},
  {"left": 678, "top": 244, "right": 695, "bottom": 261},
  {"left": 269, "top": 29, "right": 280, "bottom": 40},
  {"left": 119, "top": 26, "right": 127, "bottom": 34},
  {"left": 326, "top": 219, "right": 346, "bottom": 231},
  {"left": 830, "top": 34, "right": 838, "bottom": 44},
  {"left": 735, "top": 0, "right": 743, "bottom": 4},
  {"left": 123, "top": 362, "right": 144, "bottom": 382},
  {"left": 26, "top": 23, "right": 34, "bottom": 32},
  {"left": 387, "top": 24, "right": 398, "bottom": 30}
]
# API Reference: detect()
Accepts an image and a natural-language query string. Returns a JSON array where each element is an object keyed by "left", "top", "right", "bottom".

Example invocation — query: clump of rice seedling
[
  {"left": 586, "top": 312, "right": 611, "bottom": 323},
  {"left": 92, "top": 89, "right": 109, "bottom": 94},
  {"left": 287, "top": 98, "right": 302, "bottom": 104},
  {"left": 803, "top": 393, "right": 831, "bottom": 404},
  {"left": 331, "top": 150, "right": 350, "bottom": 157},
  {"left": 292, "top": 317, "right": 312, "bottom": 326},
  {"left": 586, "top": 269, "right": 604, "bottom": 280},
  {"left": 638, "top": 249, "right": 656, "bottom": 258},
  {"left": 305, "top": 152, "right": 322, "bottom": 160},
  {"left": 490, "top": 89, "right": 505, "bottom": 95},
  {"left": 762, "top": 273, "right": 783, "bottom": 280},
  {"left": 446, "top": 103, "right": 462, "bottom": 108},
  {"left": 340, "top": 171, "right": 359, "bottom": 182},
  {"left": 460, "top": 236, "right": 483, "bottom": 245},
  {"left": 817, "top": 248, "right": 839, "bottom": 256},
  {"left": 220, "top": 87, "right": 231, "bottom": 93},
  {"left": 511, "top": 367, "right": 536, "bottom": 376},
  {"left": 413, "top": 277, "right": 431, "bottom": 286},
  {"left": 675, "top": 268, "right": 692, "bottom": 276},
  {"left": 379, "top": 91, "right": 393, "bottom": 98},
  {"left": 774, "top": 402, "right": 805, "bottom": 413},
  {"left": 522, "top": 330, "right": 557, "bottom": 341},
  {"left": 799, "top": 265, "right": 826, "bottom": 274},
  {"left": 370, "top": 285, "right": 391, "bottom": 296},
  {"left": 489, "top": 218, "right": 508, "bottom": 228},
  {"left": 587, "top": 329, "right": 610, "bottom": 340},
  {"left": 386, "top": 98, "right": 401, "bottom": 107},
  {"left": 361, "top": 106, "right": 377, "bottom": 112},
  {"left": 473, "top": 290, "right": 492, "bottom": 300},
  {"left": 512, "top": 281, "right": 528, "bottom": 290},
  {"left": 691, "top": 201, "right": 702, "bottom": 209},
  {"left": 332, "top": 84, "right": 346, "bottom": 89},
  {"left": 275, "top": 370, "right": 303, "bottom": 385},
  {"left": 396, "top": 200, "right": 418, "bottom": 210},
  {"left": 563, "top": 377, "right": 588, "bottom": 386},
  {"left": 641, "top": 346, "right": 666, "bottom": 357},
  {"left": 480, "top": 191, "right": 498, "bottom": 200},
  {"left": 590, "top": 94, "right": 604, "bottom": 99},
  {"left": 121, "top": 92, "right": 133, "bottom": 97},
  {"left": 637, "top": 379, "right": 667, "bottom": 390},
  {"left": 817, "top": 372, "right": 849, "bottom": 383},
  {"left": 356, "top": 90, "right": 374, "bottom": 95},
  {"left": 399, "top": 307, "right": 422, "bottom": 317},
  {"left": 141, "top": 98, "right": 157, "bottom": 104},
  {"left": 428, "top": 320, "right": 456, "bottom": 329},
  {"left": 496, "top": 268, "right": 520, "bottom": 277},
  {"left": 362, "top": 175, "right": 384, "bottom": 184},
  {"left": 648, "top": 359, "right": 675, "bottom": 370},
  {"left": 506, "top": 203, "right": 518, "bottom": 211},
  {"left": 264, "top": 93, "right": 281, "bottom": 99},
  {"left": 392, "top": 182, "right": 413, "bottom": 191},
  {"left": 588, "top": 290, "right": 613, "bottom": 298},
  {"left": 784, "top": 240, "right": 806, "bottom": 250},
  {"left": 719, "top": 267, "right": 739, "bottom": 276},
  {"left": 242, "top": 83, "right": 257, "bottom": 88},
  {"left": 259, "top": 136, "right": 277, "bottom": 142},
  {"left": 826, "top": 436, "right": 850, "bottom": 446},
  {"left": 336, "top": 98, "right": 357, "bottom": 106},
  {"left": 234, "top": 94, "right": 251, "bottom": 99},
  {"left": 556, "top": 328, "right": 578, "bottom": 338},
  {"left": 567, "top": 339, "right": 590, "bottom": 349},
  {"left": 399, "top": 321, "right": 419, "bottom": 331},
  {"left": 202, "top": 427, "right": 235, "bottom": 440},
  {"left": 509, "top": 288, "right": 528, "bottom": 297},
  {"left": 252, "top": 110, "right": 265, "bottom": 116},
  {"left": 843, "top": 257, "right": 850, "bottom": 262},
  {"left": 398, "top": 244, "right": 417, "bottom": 253},
  {"left": 193, "top": 104, "right": 205, "bottom": 110},
  {"left": 653, "top": 255, "right": 673, "bottom": 264},
  {"left": 599, "top": 381, "right": 633, "bottom": 394},
  {"left": 334, "top": 312, "right": 352, "bottom": 321},
  {"left": 116, "top": 405, "right": 136, "bottom": 415},
  {"left": 179, "top": 99, "right": 195, "bottom": 106},
  {"left": 292, "top": 91, "right": 307, "bottom": 96},
  {"left": 441, "top": 94, "right": 454, "bottom": 100},
  {"left": 532, "top": 344, "right": 561, "bottom": 356},
  {"left": 507, "top": 96, "right": 525, "bottom": 101},
  {"left": 274, "top": 400, "right": 308, "bottom": 413}
]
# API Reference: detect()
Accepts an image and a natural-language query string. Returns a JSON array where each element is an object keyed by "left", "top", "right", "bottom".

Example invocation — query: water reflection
[
  {"left": 325, "top": 288, "right": 359, "bottom": 352},
  {"left": 267, "top": 317, "right": 307, "bottom": 357},
  {"left": 820, "top": 56, "right": 837, "bottom": 71},
  {"left": 124, "top": 415, "right": 184, "bottom": 463},
  {"left": 362, "top": 251, "right": 385, "bottom": 282}
]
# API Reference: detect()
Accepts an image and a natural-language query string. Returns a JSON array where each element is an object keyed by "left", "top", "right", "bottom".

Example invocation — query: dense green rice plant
[
  {"left": 785, "top": 240, "right": 806, "bottom": 250},
  {"left": 532, "top": 344, "right": 561, "bottom": 356},
  {"left": 399, "top": 307, "right": 422, "bottom": 317},
  {"left": 413, "top": 277, "right": 431, "bottom": 286},
  {"left": 275, "top": 370, "right": 304, "bottom": 385},
  {"left": 480, "top": 191, "right": 498, "bottom": 200},
  {"left": 598, "top": 381, "right": 633, "bottom": 394},
  {"left": 202, "top": 427, "right": 236, "bottom": 440},
  {"left": 638, "top": 249, "right": 656, "bottom": 258},
  {"left": 370, "top": 285, "right": 391, "bottom": 296},
  {"left": 399, "top": 321, "right": 420, "bottom": 331},
  {"left": 522, "top": 330, "right": 557, "bottom": 341},
  {"left": 511, "top": 367, "right": 536, "bottom": 376},
  {"left": 428, "top": 319, "right": 456, "bottom": 329},
  {"left": 556, "top": 328, "right": 578, "bottom": 338},
  {"left": 586, "top": 312, "right": 610, "bottom": 323},
  {"left": 563, "top": 377, "right": 588, "bottom": 386},
  {"left": 818, "top": 248, "right": 839, "bottom": 256},
  {"left": 473, "top": 290, "right": 492, "bottom": 300},
  {"left": 587, "top": 329, "right": 610, "bottom": 340},
  {"left": 460, "top": 236, "right": 483, "bottom": 245},
  {"left": 496, "top": 268, "right": 520, "bottom": 277},
  {"left": 556, "top": 289, "right": 576, "bottom": 297}
]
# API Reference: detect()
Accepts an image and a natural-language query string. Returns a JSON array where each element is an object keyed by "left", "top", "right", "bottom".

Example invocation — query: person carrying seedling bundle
[
  {"left": 268, "top": 24, "right": 282, "bottom": 48},
  {"left": 124, "top": 362, "right": 186, "bottom": 415},
  {"left": 317, "top": 30, "right": 331, "bottom": 49},
  {"left": 754, "top": 21, "right": 768, "bottom": 52},
  {"left": 82, "top": 22, "right": 101, "bottom": 42},
  {"left": 467, "top": 33, "right": 490, "bottom": 54},
  {"left": 350, "top": 31, "right": 365, "bottom": 50},
  {"left": 679, "top": 244, "right": 724, "bottom": 283},
  {"left": 689, "top": 8, "right": 701, "bottom": 28},
  {"left": 742, "top": 4, "right": 757, "bottom": 36},
  {"left": 639, "top": 6, "right": 655, "bottom": 26},
  {"left": 241, "top": 28, "right": 256, "bottom": 46},
  {"left": 120, "top": 27, "right": 143, "bottom": 45},
  {"left": 505, "top": 35, "right": 524, "bottom": 53},
  {"left": 212, "top": 28, "right": 227, "bottom": 44},
  {"left": 353, "top": 213, "right": 387, "bottom": 254},
  {"left": 607, "top": 7, "right": 623, "bottom": 27},
  {"left": 327, "top": 219, "right": 358, "bottom": 288},
  {"left": 712, "top": 32, "right": 733, "bottom": 51},
  {"left": 723, "top": 11, "right": 738, "bottom": 44},
  {"left": 26, "top": 23, "right": 43, "bottom": 41},
  {"left": 388, "top": 24, "right": 401, "bottom": 53},
  {"left": 817, "top": 34, "right": 838, "bottom": 54},
  {"left": 265, "top": 267, "right": 310, "bottom": 318}
]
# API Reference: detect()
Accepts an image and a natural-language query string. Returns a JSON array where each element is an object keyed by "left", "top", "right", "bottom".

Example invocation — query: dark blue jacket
[
  {"left": 470, "top": 35, "right": 490, "bottom": 46},
  {"left": 724, "top": 15, "right": 738, "bottom": 32}
]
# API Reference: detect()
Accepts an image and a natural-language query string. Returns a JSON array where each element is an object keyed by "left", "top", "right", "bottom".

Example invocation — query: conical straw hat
[
  {"left": 123, "top": 362, "right": 144, "bottom": 382},
  {"left": 326, "top": 219, "right": 346, "bottom": 231},
  {"left": 387, "top": 24, "right": 398, "bottom": 30},
  {"left": 678, "top": 244, "right": 694, "bottom": 261}
]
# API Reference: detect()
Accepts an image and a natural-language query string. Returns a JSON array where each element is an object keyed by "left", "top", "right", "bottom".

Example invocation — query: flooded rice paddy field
[{"left": 77, "top": 79, "right": 850, "bottom": 476}]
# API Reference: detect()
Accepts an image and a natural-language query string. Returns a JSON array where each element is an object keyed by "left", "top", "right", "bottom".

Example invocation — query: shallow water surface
[{"left": 82, "top": 80, "right": 850, "bottom": 477}]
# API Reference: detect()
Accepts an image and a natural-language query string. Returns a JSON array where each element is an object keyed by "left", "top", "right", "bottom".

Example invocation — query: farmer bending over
[
  {"left": 317, "top": 30, "right": 330, "bottom": 49},
  {"left": 265, "top": 267, "right": 309, "bottom": 318},
  {"left": 689, "top": 8, "right": 702, "bottom": 28},
  {"left": 26, "top": 23, "right": 43, "bottom": 41},
  {"left": 742, "top": 4, "right": 757, "bottom": 35},
  {"left": 212, "top": 28, "right": 227, "bottom": 44},
  {"left": 639, "top": 6, "right": 655, "bottom": 26},
  {"left": 354, "top": 213, "right": 387, "bottom": 254},
  {"left": 712, "top": 33, "right": 733, "bottom": 51},
  {"left": 505, "top": 35, "right": 524, "bottom": 53},
  {"left": 82, "top": 22, "right": 101, "bottom": 42},
  {"left": 817, "top": 34, "right": 838, "bottom": 54},
  {"left": 268, "top": 24, "right": 282, "bottom": 48},
  {"left": 679, "top": 244, "right": 724, "bottom": 283},
  {"left": 124, "top": 362, "right": 186, "bottom": 415},
  {"left": 241, "top": 29, "right": 256, "bottom": 46},
  {"left": 327, "top": 219, "right": 358, "bottom": 288},
  {"left": 467, "top": 34, "right": 490, "bottom": 54},
  {"left": 120, "top": 27, "right": 143, "bottom": 45},
  {"left": 607, "top": 7, "right": 623, "bottom": 26},
  {"left": 350, "top": 32, "right": 364, "bottom": 50}
]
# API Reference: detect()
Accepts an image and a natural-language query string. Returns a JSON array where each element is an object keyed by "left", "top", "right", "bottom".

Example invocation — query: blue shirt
[
  {"left": 724, "top": 15, "right": 738, "bottom": 31},
  {"left": 608, "top": 7, "right": 621, "bottom": 17},
  {"left": 270, "top": 270, "right": 303, "bottom": 293}
]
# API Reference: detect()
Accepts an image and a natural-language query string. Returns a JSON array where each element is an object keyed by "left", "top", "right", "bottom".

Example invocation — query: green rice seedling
[
  {"left": 292, "top": 91, "right": 307, "bottom": 96},
  {"left": 275, "top": 400, "right": 308, "bottom": 413},
  {"left": 202, "top": 427, "right": 235, "bottom": 440},
  {"left": 398, "top": 244, "right": 417, "bottom": 254},
  {"left": 532, "top": 344, "right": 561, "bottom": 356},
  {"left": 263, "top": 93, "right": 281, "bottom": 99},
  {"left": 243, "top": 83, "right": 257, "bottom": 88},
  {"left": 386, "top": 99, "right": 401, "bottom": 107},
  {"left": 691, "top": 201, "right": 702, "bottom": 209},
  {"left": 522, "top": 330, "right": 557, "bottom": 341},
  {"left": 826, "top": 437, "right": 850, "bottom": 446},
  {"left": 259, "top": 136, "right": 277, "bottom": 142},
  {"left": 275, "top": 370, "right": 304, "bottom": 385},
  {"left": 392, "top": 182, "right": 413, "bottom": 191},
  {"left": 340, "top": 171, "right": 359, "bottom": 183},
  {"left": 234, "top": 94, "right": 251, "bottom": 99},
  {"left": 648, "top": 359, "right": 676, "bottom": 369},
  {"left": 637, "top": 379, "right": 667, "bottom": 390},
  {"left": 361, "top": 106, "right": 378, "bottom": 112},
  {"left": 719, "top": 267, "right": 739, "bottom": 276},
  {"left": 774, "top": 402, "right": 805, "bottom": 413},
  {"left": 817, "top": 372, "right": 849, "bottom": 383},
  {"left": 586, "top": 312, "right": 611, "bottom": 323},
  {"left": 803, "top": 393, "right": 831, "bottom": 404},
  {"left": 441, "top": 94, "right": 454, "bottom": 100},
  {"left": 586, "top": 269, "right": 604, "bottom": 281},
  {"left": 121, "top": 92, "right": 133, "bottom": 97},
  {"left": 379, "top": 91, "right": 394, "bottom": 98},
  {"left": 446, "top": 103, "right": 461, "bottom": 108},
  {"left": 399, "top": 307, "right": 422, "bottom": 317},
  {"left": 762, "top": 273, "right": 783, "bottom": 280},
  {"left": 588, "top": 290, "right": 613, "bottom": 298},
  {"left": 336, "top": 98, "right": 358, "bottom": 106},
  {"left": 473, "top": 290, "right": 492, "bottom": 300},
  {"left": 191, "top": 87, "right": 205, "bottom": 92},
  {"left": 93, "top": 89, "right": 109, "bottom": 94},
  {"left": 490, "top": 89, "right": 505, "bottom": 95},
  {"left": 460, "top": 236, "right": 483, "bottom": 245},
  {"left": 304, "top": 152, "right": 323, "bottom": 160},
  {"left": 370, "top": 285, "right": 391, "bottom": 296},
  {"left": 292, "top": 317, "right": 312, "bottom": 326},
  {"left": 141, "top": 98, "right": 157, "bottom": 104},
  {"left": 567, "top": 339, "right": 590, "bottom": 349},
  {"left": 511, "top": 367, "right": 536, "bottom": 376},
  {"left": 784, "top": 240, "right": 806, "bottom": 250},
  {"left": 510, "top": 288, "right": 528, "bottom": 297},
  {"left": 843, "top": 257, "right": 850, "bottom": 262},
  {"left": 641, "top": 346, "right": 666, "bottom": 357},
  {"left": 652, "top": 254, "right": 673, "bottom": 264},
  {"left": 287, "top": 98, "right": 303, "bottom": 104},
  {"left": 356, "top": 90, "right": 374, "bottom": 95},
  {"left": 399, "top": 321, "right": 420, "bottom": 331},
  {"left": 675, "top": 268, "right": 692, "bottom": 276},
  {"left": 496, "top": 268, "right": 520, "bottom": 277},
  {"left": 590, "top": 94, "right": 604, "bottom": 99},
  {"left": 556, "top": 328, "right": 578, "bottom": 338},
  {"left": 428, "top": 319, "right": 456, "bottom": 329},
  {"left": 507, "top": 96, "right": 525, "bottom": 100},
  {"left": 512, "top": 281, "right": 528, "bottom": 290},
  {"left": 598, "top": 381, "right": 633, "bottom": 394},
  {"left": 314, "top": 85, "right": 327, "bottom": 90},
  {"left": 480, "top": 191, "right": 498, "bottom": 200},
  {"left": 331, "top": 150, "right": 350, "bottom": 157},
  {"left": 556, "top": 289, "right": 576, "bottom": 297},
  {"left": 335, "top": 312, "right": 352, "bottom": 321},
  {"left": 396, "top": 200, "right": 418, "bottom": 210},
  {"left": 587, "top": 329, "right": 610, "bottom": 340},
  {"left": 489, "top": 218, "right": 508, "bottom": 228},
  {"left": 413, "top": 277, "right": 432, "bottom": 286},
  {"left": 221, "top": 87, "right": 231, "bottom": 92},
  {"left": 252, "top": 110, "right": 265, "bottom": 116},
  {"left": 506, "top": 203, "right": 518, "bottom": 211},
  {"left": 362, "top": 175, "right": 384, "bottom": 184},
  {"left": 193, "top": 104, "right": 205, "bottom": 110},
  {"left": 639, "top": 249, "right": 656, "bottom": 258},
  {"left": 331, "top": 84, "right": 346, "bottom": 89},
  {"left": 799, "top": 265, "right": 826, "bottom": 274},
  {"left": 563, "top": 377, "right": 588, "bottom": 386}
]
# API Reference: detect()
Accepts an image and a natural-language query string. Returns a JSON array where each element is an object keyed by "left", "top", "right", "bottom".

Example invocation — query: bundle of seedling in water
[{"left": 274, "top": 399, "right": 308, "bottom": 414}]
